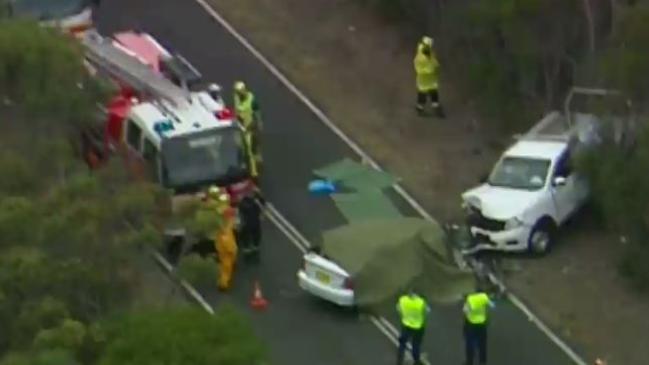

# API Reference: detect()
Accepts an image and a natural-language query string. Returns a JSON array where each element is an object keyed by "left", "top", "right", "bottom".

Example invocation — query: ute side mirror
[
  {"left": 553, "top": 176, "right": 567, "bottom": 187},
  {"left": 479, "top": 173, "right": 489, "bottom": 184}
]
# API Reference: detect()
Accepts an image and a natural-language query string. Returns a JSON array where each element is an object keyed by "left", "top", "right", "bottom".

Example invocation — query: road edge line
[
  {"left": 488, "top": 273, "right": 587, "bottom": 365},
  {"left": 152, "top": 251, "right": 216, "bottom": 315},
  {"left": 192, "top": 1, "right": 587, "bottom": 364},
  {"left": 265, "top": 203, "right": 430, "bottom": 365}
]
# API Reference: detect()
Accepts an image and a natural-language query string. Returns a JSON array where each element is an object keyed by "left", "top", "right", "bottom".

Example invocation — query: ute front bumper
[{"left": 465, "top": 225, "right": 531, "bottom": 253}]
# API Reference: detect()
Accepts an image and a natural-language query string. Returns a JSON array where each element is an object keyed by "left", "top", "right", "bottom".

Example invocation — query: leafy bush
[
  {"left": 177, "top": 255, "right": 218, "bottom": 290},
  {"left": 575, "top": 3, "right": 649, "bottom": 291},
  {"left": 618, "top": 243, "right": 649, "bottom": 292},
  {"left": 0, "top": 20, "right": 111, "bottom": 127},
  {"left": 0, "top": 20, "right": 172, "bottom": 359},
  {"left": 600, "top": 4, "right": 649, "bottom": 107},
  {"left": 98, "top": 307, "right": 266, "bottom": 365},
  {"left": 576, "top": 124, "right": 649, "bottom": 291},
  {"left": 32, "top": 320, "right": 86, "bottom": 352},
  {"left": 441, "top": 0, "right": 582, "bottom": 129},
  {"left": 0, "top": 349, "right": 79, "bottom": 365}
]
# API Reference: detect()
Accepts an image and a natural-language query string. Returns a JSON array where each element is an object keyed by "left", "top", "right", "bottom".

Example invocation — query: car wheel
[{"left": 528, "top": 220, "right": 555, "bottom": 255}]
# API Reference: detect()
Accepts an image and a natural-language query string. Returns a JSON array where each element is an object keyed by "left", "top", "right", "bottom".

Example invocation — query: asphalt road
[{"left": 97, "top": 1, "right": 580, "bottom": 364}]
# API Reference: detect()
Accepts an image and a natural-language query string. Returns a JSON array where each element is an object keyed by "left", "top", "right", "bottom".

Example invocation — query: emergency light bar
[{"left": 153, "top": 120, "right": 175, "bottom": 137}]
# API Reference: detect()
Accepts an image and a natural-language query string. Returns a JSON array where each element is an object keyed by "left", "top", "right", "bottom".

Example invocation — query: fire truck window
[{"left": 126, "top": 120, "right": 142, "bottom": 150}]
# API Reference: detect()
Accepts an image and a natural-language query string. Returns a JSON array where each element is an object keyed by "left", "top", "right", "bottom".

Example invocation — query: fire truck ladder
[{"left": 81, "top": 30, "right": 191, "bottom": 110}]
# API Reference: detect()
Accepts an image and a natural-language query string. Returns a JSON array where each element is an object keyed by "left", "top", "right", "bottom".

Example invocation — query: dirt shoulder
[{"left": 207, "top": 0, "right": 648, "bottom": 364}]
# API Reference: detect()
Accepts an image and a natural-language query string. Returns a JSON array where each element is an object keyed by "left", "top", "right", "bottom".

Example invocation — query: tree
[
  {"left": 97, "top": 307, "right": 267, "bottom": 365},
  {"left": 0, "top": 20, "right": 170, "bottom": 360},
  {"left": 575, "top": 3, "right": 649, "bottom": 291},
  {"left": 0, "top": 349, "right": 79, "bottom": 365},
  {"left": 0, "top": 20, "right": 111, "bottom": 131},
  {"left": 177, "top": 255, "right": 219, "bottom": 290},
  {"left": 0, "top": 18, "right": 246, "bottom": 365},
  {"left": 440, "top": 0, "right": 583, "bottom": 128},
  {"left": 600, "top": 4, "right": 649, "bottom": 112}
]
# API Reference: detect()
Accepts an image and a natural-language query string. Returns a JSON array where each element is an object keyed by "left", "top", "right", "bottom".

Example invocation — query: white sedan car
[{"left": 297, "top": 251, "right": 355, "bottom": 306}]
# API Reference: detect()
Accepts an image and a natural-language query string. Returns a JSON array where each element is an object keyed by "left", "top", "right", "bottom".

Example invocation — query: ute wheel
[{"left": 527, "top": 219, "right": 556, "bottom": 255}]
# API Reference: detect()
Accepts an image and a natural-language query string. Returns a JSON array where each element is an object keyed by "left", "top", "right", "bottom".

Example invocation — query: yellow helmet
[
  {"left": 218, "top": 191, "right": 230, "bottom": 203},
  {"left": 421, "top": 36, "right": 433, "bottom": 47},
  {"left": 208, "top": 185, "right": 221, "bottom": 199},
  {"left": 234, "top": 81, "right": 246, "bottom": 93}
]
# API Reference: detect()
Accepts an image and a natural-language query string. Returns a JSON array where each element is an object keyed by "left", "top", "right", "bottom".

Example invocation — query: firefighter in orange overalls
[{"left": 211, "top": 188, "right": 238, "bottom": 291}]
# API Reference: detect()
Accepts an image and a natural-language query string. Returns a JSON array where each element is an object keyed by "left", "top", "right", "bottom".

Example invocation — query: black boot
[{"left": 435, "top": 105, "right": 446, "bottom": 118}]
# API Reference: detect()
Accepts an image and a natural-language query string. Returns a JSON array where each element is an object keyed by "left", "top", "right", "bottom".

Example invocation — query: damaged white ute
[{"left": 461, "top": 112, "right": 593, "bottom": 255}]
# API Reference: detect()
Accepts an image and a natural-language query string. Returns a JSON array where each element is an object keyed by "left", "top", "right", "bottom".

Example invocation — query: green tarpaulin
[
  {"left": 322, "top": 218, "right": 476, "bottom": 308},
  {"left": 314, "top": 158, "right": 401, "bottom": 222},
  {"left": 313, "top": 158, "right": 363, "bottom": 181},
  {"left": 338, "top": 169, "right": 396, "bottom": 191},
  {"left": 313, "top": 158, "right": 396, "bottom": 191},
  {"left": 313, "top": 159, "right": 475, "bottom": 309},
  {"left": 332, "top": 192, "right": 402, "bottom": 222}
]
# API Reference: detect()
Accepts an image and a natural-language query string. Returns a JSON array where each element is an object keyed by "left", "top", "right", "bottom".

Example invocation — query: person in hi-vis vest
[
  {"left": 413, "top": 36, "right": 445, "bottom": 118},
  {"left": 233, "top": 81, "right": 262, "bottom": 179},
  {"left": 396, "top": 288, "right": 430, "bottom": 365},
  {"left": 463, "top": 283, "right": 496, "bottom": 365}
]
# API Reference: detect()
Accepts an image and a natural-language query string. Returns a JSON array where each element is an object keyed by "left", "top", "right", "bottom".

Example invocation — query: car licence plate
[{"left": 315, "top": 271, "right": 330, "bottom": 284}]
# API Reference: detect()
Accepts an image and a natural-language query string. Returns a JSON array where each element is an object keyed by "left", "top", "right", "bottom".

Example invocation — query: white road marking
[
  {"left": 263, "top": 204, "right": 306, "bottom": 254},
  {"left": 152, "top": 251, "right": 215, "bottom": 314},
  {"left": 191, "top": 1, "right": 588, "bottom": 364},
  {"left": 263, "top": 202, "right": 431, "bottom": 364},
  {"left": 266, "top": 203, "right": 311, "bottom": 249}
]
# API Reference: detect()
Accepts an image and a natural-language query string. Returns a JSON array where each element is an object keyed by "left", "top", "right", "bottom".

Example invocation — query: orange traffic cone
[{"left": 250, "top": 281, "right": 268, "bottom": 310}]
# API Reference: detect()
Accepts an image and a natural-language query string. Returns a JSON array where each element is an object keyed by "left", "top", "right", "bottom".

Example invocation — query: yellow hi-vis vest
[
  {"left": 234, "top": 91, "right": 255, "bottom": 129},
  {"left": 465, "top": 292, "right": 490, "bottom": 324},
  {"left": 413, "top": 43, "right": 439, "bottom": 92},
  {"left": 398, "top": 295, "right": 426, "bottom": 329},
  {"left": 243, "top": 132, "right": 258, "bottom": 178}
]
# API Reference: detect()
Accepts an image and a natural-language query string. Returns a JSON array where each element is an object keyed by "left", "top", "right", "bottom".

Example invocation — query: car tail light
[
  {"left": 215, "top": 107, "right": 233, "bottom": 121},
  {"left": 343, "top": 277, "right": 354, "bottom": 290}
]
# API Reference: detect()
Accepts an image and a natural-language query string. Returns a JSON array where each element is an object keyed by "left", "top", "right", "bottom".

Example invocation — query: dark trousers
[
  {"left": 416, "top": 89, "right": 444, "bottom": 117},
  {"left": 239, "top": 223, "right": 261, "bottom": 252},
  {"left": 463, "top": 321, "right": 487, "bottom": 365},
  {"left": 397, "top": 326, "right": 424, "bottom": 365},
  {"left": 416, "top": 89, "right": 439, "bottom": 107}
]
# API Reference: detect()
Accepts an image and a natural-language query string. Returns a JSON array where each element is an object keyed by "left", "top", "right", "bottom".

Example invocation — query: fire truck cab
[
  {"left": 120, "top": 95, "right": 246, "bottom": 193},
  {"left": 82, "top": 30, "right": 253, "bottom": 195}
]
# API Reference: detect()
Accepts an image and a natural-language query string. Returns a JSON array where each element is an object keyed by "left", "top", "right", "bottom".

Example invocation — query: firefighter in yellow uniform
[
  {"left": 233, "top": 81, "right": 262, "bottom": 180},
  {"left": 413, "top": 36, "right": 444, "bottom": 118},
  {"left": 207, "top": 186, "right": 239, "bottom": 291}
]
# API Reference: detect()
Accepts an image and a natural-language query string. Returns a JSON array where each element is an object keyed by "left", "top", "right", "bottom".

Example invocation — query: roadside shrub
[
  {"left": 599, "top": 4, "right": 649, "bottom": 108},
  {"left": 32, "top": 319, "right": 87, "bottom": 352},
  {"left": 97, "top": 307, "right": 266, "bottom": 365},
  {"left": 441, "top": 0, "right": 582, "bottom": 130},
  {"left": 576, "top": 122, "right": 649, "bottom": 292},
  {"left": 0, "top": 152, "right": 38, "bottom": 195},
  {"left": 618, "top": 243, "right": 649, "bottom": 292},
  {"left": 177, "top": 255, "right": 218, "bottom": 290}
]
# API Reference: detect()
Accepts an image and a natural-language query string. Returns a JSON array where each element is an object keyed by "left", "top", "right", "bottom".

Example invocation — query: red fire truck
[{"left": 80, "top": 30, "right": 256, "bottom": 201}]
